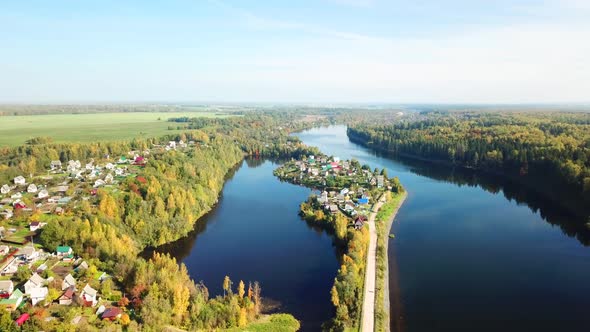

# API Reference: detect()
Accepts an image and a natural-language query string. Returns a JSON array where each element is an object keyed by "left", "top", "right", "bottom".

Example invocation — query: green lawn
[
  {"left": 0, "top": 111, "right": 230, "bottom": 147},
  {"left": 224, "top": 314, "right": 300, "bottom": 332}
]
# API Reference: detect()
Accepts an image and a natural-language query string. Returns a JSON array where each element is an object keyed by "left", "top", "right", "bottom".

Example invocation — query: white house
[
  {"left": 104, "top": 173, "right": 114, "bottom": 184},
  {"left": 93, "top": 179, "right": 105, "bottom": 188},
  {"left": 38, "top": 189, "right": 49, "bottom": 199},
  {"left": 50, "top": 160, "right": 62, "bottom": 171},
  {"left": 168, "top": 141, "right": 177, "bottom": 149},
  {"left": 20, "top": 246, "right": 39, "bottom": 261},
  {"left": 81, "top": 284, "right": 98, "bottom": 307},
  {"left": 105, "top": 163, "right": 115, "bottom": 170},
  {"left": 30, "top": 286, "right": 48, "bottom": 306},
  {"left": 24, "top": 273, "right": 45, "bottom": 295},
  {"left": 13, "top": 176, "right": 26, "bottom": 186},
  {"left": 0, "top": 245, "right": 9, "bottom": 255},
  {"left": 62, "top": 274, "right": 77, "bottom": 291},
  {"left": 0, "top": 184, "right": 10, "bottom": 194},
  {"left": 10, "top": 192, "right": 22, "bottom": 200},
  {"left": 27, "top": 184, "right": 38, "bottom": 193},
  {"left": 67, "top": 160, "right": 81, "bottom": 172},
  {"left": 29, "top": 221, "right": 41, "bottom": 232}
]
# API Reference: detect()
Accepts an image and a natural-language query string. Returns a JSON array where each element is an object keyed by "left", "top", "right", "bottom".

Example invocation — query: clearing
[{"left": 0, "top": 111, "right": 230, "bottom": 147}]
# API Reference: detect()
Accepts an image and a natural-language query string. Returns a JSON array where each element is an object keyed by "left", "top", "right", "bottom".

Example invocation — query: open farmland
[{"left": 0, "top": 111, "right": 230, "bottom": 147}]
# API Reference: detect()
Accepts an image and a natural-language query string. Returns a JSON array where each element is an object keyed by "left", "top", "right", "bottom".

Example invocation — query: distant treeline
[{"left": 348, "top": 111, "right": 590, "bottom": 218}]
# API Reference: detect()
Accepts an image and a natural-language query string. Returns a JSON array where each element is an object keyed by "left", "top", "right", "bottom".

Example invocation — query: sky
[{"left": 1, "top": 0, "right": 589, "bottom": 104}]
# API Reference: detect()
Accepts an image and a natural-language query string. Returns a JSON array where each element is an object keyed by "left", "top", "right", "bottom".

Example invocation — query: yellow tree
[
  {"left": 330, "top": 284, "right": 340, "bottom": 307},
  {"left": 238, "top": 280, "right": 245, "bottom": 298},
  {"left": 223, "top": 276, "right": 232, "bottom": 297}
]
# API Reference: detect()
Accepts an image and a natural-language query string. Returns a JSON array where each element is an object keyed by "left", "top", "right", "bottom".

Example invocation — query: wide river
[{"left": 156, "top": 125, "right": 590, "bottom": 332}]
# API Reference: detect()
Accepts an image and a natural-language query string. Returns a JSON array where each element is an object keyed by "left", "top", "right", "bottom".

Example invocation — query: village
[
  {"left": 274, "top": 154, "right": 402, "bottom": 230},
  {"left": 0, "top": 138, "right": 195, "bottom": 326}
]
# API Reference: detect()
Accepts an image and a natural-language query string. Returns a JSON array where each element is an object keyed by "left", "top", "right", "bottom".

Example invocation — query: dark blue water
[
  {"left": 297, "top": 126, "right": 590, "bottom": 332},
  {"left": 151, "top": 158, "right": 339, "bottom": 331}
]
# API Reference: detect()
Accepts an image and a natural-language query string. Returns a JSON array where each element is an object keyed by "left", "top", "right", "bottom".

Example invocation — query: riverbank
[{"left": 375, "top": 191, "right": 407, "bottom": 332}]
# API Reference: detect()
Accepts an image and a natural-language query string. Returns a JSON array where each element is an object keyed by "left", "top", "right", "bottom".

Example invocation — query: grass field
[{"left": 0, "top": 111, "right": 229, "bottom": 147}]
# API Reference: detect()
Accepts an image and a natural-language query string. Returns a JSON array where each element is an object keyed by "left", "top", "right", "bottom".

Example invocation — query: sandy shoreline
[{"left": 382, "top": 191, "right": 407, "bottom": 332}]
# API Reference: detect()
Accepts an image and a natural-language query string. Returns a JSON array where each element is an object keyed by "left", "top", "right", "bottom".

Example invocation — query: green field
[{"left": 0, "top": 112, "right": 229, "bottom": 147}]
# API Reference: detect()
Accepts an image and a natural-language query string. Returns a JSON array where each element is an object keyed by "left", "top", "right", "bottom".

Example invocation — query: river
[
  {"left": 297, "top": 125, "right": 590, "bottom": 332},
  {"left": 155, "top": 125, "right": 590, "bottom": 332}
]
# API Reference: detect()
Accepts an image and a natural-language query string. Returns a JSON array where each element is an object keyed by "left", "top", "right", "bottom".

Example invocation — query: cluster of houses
[
  {"left": 0, "top": 152, "right": 150, "bottom": 220},
  {"left": 0, "top": 242, "right": 122, "bottom": 323},
  {"left": 278, "top": 155, "right": 395, "bottom": 231},
  {"left": 293, "top": 155, "right": 386, "bottom": 189}
]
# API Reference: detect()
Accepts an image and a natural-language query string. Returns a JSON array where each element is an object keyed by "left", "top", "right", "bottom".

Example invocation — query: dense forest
[{"left": 348, "top": 112, "right": 590, "bottom": 218}]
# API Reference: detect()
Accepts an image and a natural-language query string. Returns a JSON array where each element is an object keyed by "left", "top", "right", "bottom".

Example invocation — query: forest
[{"left": 348, "top": 112, "right": 590, "bottom": 218}]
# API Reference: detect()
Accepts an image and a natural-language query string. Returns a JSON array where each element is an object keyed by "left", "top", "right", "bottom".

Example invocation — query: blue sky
[{"left": 1, "top": 0, "right": 589, "bottom": 103}]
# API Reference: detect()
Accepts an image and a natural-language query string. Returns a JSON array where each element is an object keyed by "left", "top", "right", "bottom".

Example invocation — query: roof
[
  {"left": 15, "top": 313, "right": 29, "bottom": 326},
  {"left": 83, "top": 284, "right": 97, "bottom": 297},
  {"left": 61, "top": 287, "right": 75, "bottom": 300},
  {"left": 0, "top": 280, "right": 13, "bottom": 291},
  {"left": 56, "top": 246, "right": 72, "bottom": 253},
  {"left": 29, "top": 273, "right": 44, "bottom": 286},
  {"left": 102, "top": 307, "right": 122, "bottom": 319},
  {"left": 30, "top": 287, "right": 48, "bottom": 298},
  {"left": 63, "top": 274, "right": 76, "bottom": 287},
  {"left": 30, "top": 221, "right": 40, "bottom": 227}
]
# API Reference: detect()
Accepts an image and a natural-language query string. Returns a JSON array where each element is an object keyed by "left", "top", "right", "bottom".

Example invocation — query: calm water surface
[
  {"left": 151, "top": 158, "right": 339, "bottom": 331},
  {"left": 297, "top": 126, "right": 590, "bottom": 332},
  {"left": 156, "top": 125, "right": 590, "bottom": 332}
]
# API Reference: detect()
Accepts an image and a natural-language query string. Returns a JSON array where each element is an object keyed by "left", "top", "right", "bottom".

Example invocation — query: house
[
  {"left": 50, "top": 160, "right": 62, "bottom": 170},
  {"left": 85, "top": 161, "right": 94, "bottom": 170},
  {"left": 1, "top": 184, "right": 10, "bottom": 194},
  {"left": 57, "top": 197, "right": 72, "bottom": 205},
  {"left": 30, "top": 286, "right": 48, "bottom": 306},
  {"left": 94, "top": 179, "right": 106, "bottom": 188},
  {"left": 377, "top": 175, "right": 384, "bottom": 188},
  {"left": 38, "top": 189, "right": 49, "bottom": 199},
  {"left": 20, "top": 246, "right": 38, "bottom": 261},
  {"left": 10, "top": 192, "right": 22, "bottom": 199},
  {"left": 27, "top": 183, "right": 38, "bottom": 193},
  {"left": 134, "top": 156, "right": 145, "bottom": 165},
  {"left": 81, "top": 284, "right": 98, "bottom": 307},
  {"left": 62, "top": 274, "right": 76, "bottom": 291},
  {"left": 0, "top": 210, "right": 11, "bottom": 220},
  {"left": 15, "top": 313, "right": 30, "bottom": 326},
  {"left": 354, "top": 216, "right": 367, "bottom": 230},
  {"left": 104, "top": 173, "right": 114, "bottom": 184},
  {"left": 340, "top": 188, "right": 349, "bottom": 195},
  {"left": 55, "top": 185, "right": 69, "bottom": 193},
  {"left": 105, "top": 163, "right": 115, "bottom": 170},
  {"left": 329, "top": 204, "right": 338, "bottom": 214},
  {"left": 76, "top": 261, "right": 89, "bottom": 271},
  {"left": 0, "top": 245, "right": 9, "bottom": 255},
  {"left": 102, "top": 307, "right": 123, "bottom": 321},
  {"left": 67, "top": 160, "right": 81, "bottom": 172},
  {"left": 0, "top": 289, "right": 23, "bottom": 311},
  {"left": 14, "top": 176, "right": 26, "bottom": 186},
  {"left": 24, "top": 273, "right": 45, "bottom": 295},
  {"left": 168, "top": 141, "right": 177, "bottom": 149},
  {"left": 55, "top": 206, "right": 64, "bottom": 215},
  {"left": 59, "top": 286, "right": 75, "bottom": 305},
  {"left": 29, "top": 221, "right": 41, "bottom": 232},
  {"left": 56, "top": 246, "right": 73, "bottom": 257},
  {"left": 13, "top": 201, "right": 26, "bottom": 210},
  {"left": 117, "top": 156, "right": 127, "bottom": 164},
  {"left": 0, "top": 280, "right": 14, "bottom": 296},
  {"left": 114, "top": 168, "right": 124, "bottom": 176}
]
